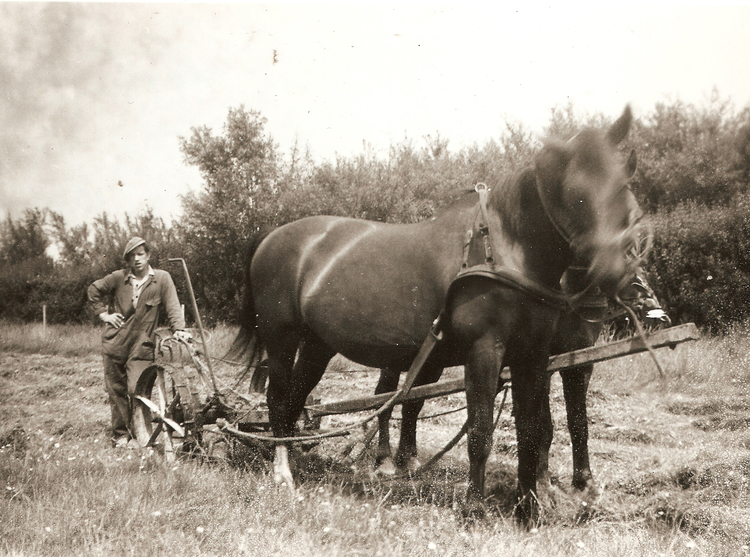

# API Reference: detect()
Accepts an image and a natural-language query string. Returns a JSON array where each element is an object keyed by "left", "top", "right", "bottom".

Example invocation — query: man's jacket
[{"left": 88, "top": 268, "right": 185, "bottom": 362}]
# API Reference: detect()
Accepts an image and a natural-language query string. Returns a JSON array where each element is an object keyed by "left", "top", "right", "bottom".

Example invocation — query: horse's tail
[{"left": 225, "top": 228, "right": 275, "bottom": 393}]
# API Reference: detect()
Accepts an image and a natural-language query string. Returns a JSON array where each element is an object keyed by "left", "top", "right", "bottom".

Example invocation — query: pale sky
[{"left": 2, "top": 3, "right": 750, "bottom": 227}]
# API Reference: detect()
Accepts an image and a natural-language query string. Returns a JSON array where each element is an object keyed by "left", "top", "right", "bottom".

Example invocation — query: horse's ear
[
  {"left": 625, "top": 149, "right": 637, "bottom": 179},
  {"left": 535, "top": 141, "right": 574, "bottom": 195},
  {"left": 606, "top": 105, "right": 633, "bottom": 145}
]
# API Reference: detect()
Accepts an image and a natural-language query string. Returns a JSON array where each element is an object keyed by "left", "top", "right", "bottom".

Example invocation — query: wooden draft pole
[
  {"left": 168, "top": 258, "right": 218, "bottom": 393},
  {"left": 306, "top": 323, "right": 700, "bottom": 418}
]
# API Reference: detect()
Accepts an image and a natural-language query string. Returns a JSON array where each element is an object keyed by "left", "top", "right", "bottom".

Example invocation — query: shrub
[{"left": 649, "top": 195, "right": 750, "bottom": 333}]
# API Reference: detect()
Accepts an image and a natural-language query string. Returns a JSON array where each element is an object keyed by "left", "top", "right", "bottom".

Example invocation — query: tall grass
[
  {"left": 0, "top": 321, "right": 243, "bottom": 359},
  {"left": 0, "top": 321, "right": 101, "bottom": 357},
  {"left": 595, "top": 321, "right": 750, "bottom": 394}
]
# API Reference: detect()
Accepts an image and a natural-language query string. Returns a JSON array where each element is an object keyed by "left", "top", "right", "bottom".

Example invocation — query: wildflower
[
  {"left": 428, "top": 542, "right": 437, "bottom": 550},
  {"left": 196, "top": 526, "right": 204, "bottom": 534}
]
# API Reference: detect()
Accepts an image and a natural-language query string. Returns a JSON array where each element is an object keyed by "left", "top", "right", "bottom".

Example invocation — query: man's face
[{"left": 127, "top": 246, "right": 150, "bottom": 275}]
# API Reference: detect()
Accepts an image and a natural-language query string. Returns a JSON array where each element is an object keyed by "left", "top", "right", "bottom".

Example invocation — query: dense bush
[
  {"left": 627, "top": 95, "right": 748, "bottom": 211},
  {"left": 648, "top": 196, "right": 750, "bottom": 333}
]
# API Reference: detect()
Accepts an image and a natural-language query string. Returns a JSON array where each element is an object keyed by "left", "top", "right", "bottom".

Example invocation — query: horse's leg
[
  {"left": 265, "top": 333, "right": 300, "bottom": 488},
  {"left": 536, "top": 373, "right": 554, "bottom": 486},
  {"left": 374, "top": 367, "right": 400, "bottom": 474},
  {"left": 560, "top": 364, "right": 594, "bottom": 492},
  {"left": 511, "top": 359, "right": 549, "bottom": 526},
  {"left": 464, "top": 333, "right": 505, "bottom": 512},
  {"left": 285, "top": 335, "right": 336, "bottom": 430},
  {"left": 395, "top": 363, "right": 445, "bottom": 471},
  {"left": 268, "top": 334, "right": 334, "bottom": 488}
]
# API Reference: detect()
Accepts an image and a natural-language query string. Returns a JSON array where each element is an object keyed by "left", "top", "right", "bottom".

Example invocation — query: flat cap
[{"left": 123, "top": 237, "right": 146, "bottom": 259}]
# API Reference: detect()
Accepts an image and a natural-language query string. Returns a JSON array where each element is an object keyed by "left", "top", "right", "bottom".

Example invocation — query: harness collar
[{"left": 454, "top": 183, "right": 569, "bottom": 310}]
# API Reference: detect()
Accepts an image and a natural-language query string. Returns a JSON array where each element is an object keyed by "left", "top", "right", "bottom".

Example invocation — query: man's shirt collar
[{"left": 125, "top": 266, "right": 155, "bottom": 284}]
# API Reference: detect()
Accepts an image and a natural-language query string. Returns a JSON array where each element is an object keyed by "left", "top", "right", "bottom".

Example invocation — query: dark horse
[
  {"left": 230, "top": 107, "right": 642, "bottom": 523},
  {"left": 372, "top": 265, "right": 669, "bottom": 495}
]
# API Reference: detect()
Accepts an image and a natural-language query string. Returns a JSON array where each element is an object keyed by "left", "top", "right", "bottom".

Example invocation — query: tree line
[{"left": 3, "top": 94, "right": 750, "bottom": 333}]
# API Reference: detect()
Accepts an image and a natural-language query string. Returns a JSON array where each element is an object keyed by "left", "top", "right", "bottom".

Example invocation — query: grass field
[{"left": 2, "top": 321, "right": 750, "bottom": 556}]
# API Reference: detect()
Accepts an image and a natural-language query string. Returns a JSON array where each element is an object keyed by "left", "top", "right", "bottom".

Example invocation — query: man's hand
[
  {"left": 100, "top": 312, "right": 125, "bottom": 328},
  {"left": 173, "top": 330, "right": 192, "bottom": 343}
]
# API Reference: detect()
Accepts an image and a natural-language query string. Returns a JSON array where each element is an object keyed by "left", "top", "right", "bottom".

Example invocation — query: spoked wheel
[{"left": 131, "top": 365, "right": 197, "bottom": 461}]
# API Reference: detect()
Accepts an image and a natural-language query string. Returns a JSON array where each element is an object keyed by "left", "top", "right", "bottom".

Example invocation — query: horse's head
[{"left": 535, "top": 106, "right": 643, "bottom": 296}]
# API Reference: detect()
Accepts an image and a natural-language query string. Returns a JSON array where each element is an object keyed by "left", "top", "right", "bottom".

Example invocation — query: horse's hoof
[
  {"left": 401, "top": 456, "right": 421, "bottom": 473},
  {"left": 536, "top": 471, "right": 554, "bottom": 492},
  {"left": 514, "top": 492, "right": 541, "bottom": 528},
  {"left": 459, "top": 497, "right": 487, "bottom": 523},
  {"left": 394, "top": 453, "right": 420, "bottom": 472},
  {"left": 273, "top": 446, "right": 295, "bottom": 491},
  {"left": 577, "top": 481, "right": 601, "bottom": 505},
  {"left": 273, "top": 470, "right": 295, "bottom": 488},
  {"left": 375, "top": 457, "right": 397, "bottom": 476}
]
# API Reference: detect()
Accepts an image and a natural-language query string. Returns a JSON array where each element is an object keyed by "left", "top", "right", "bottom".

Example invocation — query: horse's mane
[
  {"left": 489, "top": 166, "right": 537, "bottom": 236},
  {"left": 429, "top": 187, "right": 480, "bottom": 217}
]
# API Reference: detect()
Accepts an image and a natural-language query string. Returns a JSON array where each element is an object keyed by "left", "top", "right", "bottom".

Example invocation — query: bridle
[{"left": 470, "top": 178, "right": 650, "bottom": 312}]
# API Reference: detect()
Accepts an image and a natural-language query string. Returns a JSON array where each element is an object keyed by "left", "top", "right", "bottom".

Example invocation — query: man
[{"left": 88, "top": 237, "right": 191, "bottom": 448}]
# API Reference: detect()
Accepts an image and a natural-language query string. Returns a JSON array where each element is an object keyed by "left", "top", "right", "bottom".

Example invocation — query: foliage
[
  {"left": 3, "top": 96, "right": 750, "bottom": 330},
  {"left": 0, "top": 209, "right": 55, "bottom": 322},
  {"left": 627, "top": 92, "right": 747, "bottom": 211},
  {"left": 176, "top": 106, "right": 279, "bottom": 323},
  {"left": 0, "top": 207, "right": 51, "bottom": 266},
  {"left": 648, "top": 196, "right": 750, "bottom": 333},
  {"left": 0, "top": 205, "right": 182, "bottom": 324}
]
